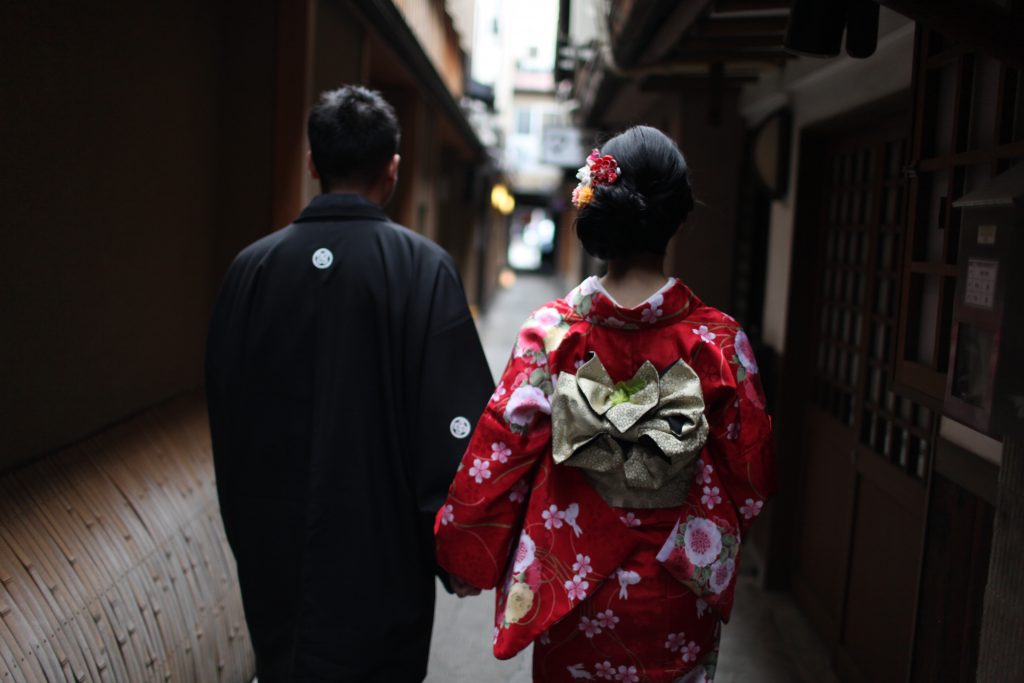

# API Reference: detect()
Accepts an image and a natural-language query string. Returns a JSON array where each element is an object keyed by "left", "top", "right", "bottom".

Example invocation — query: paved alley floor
[{"left": 426, "top": 273, "right": 836, "bottom": 683}]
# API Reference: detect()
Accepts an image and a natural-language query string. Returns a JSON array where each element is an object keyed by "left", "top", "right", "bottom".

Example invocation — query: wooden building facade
[
  {"left": 0, "top": 1, "right": 499, "bottom": 679},
  {"left": 1, "top": 0, "right": 497, "bottom": 468}
]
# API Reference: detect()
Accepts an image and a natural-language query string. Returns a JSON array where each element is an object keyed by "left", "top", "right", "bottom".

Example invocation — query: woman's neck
[{"left": 599, "top": 254, "right": 670, "bottom": 308}]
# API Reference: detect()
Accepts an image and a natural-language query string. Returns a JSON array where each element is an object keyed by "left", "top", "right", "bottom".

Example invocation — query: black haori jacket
[{"left": 206, "top": 193, "right": 493, "bottom": 682}]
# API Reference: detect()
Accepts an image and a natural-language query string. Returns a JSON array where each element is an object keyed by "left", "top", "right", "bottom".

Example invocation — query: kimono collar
[
  {"left": 565, "top": 276, "right": 699, "bottom": 329},
  {"left": 294, "top": 193, "right": 390, "bottom": 223}
]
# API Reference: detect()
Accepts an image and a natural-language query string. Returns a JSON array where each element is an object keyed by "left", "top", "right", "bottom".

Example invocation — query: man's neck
[{"left": 326, "top": 181, "right": 391, "bottom": 207}]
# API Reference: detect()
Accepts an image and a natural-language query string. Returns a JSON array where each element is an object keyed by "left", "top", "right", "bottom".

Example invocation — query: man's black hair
[{"left": 307, "top": 86, "right": 401, "bottom": 193}]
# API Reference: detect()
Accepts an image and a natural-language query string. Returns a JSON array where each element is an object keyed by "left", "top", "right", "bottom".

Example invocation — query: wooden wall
[{"left": 0, "top": 0, "right": 279, "bottom": 468}]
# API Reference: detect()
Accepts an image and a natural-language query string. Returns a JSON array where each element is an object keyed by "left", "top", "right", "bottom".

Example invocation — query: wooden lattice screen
[
  {"left": 897, "top": 28, "right": 1024, "bottom": 403},
  {"left": 812, "top": 115, "right": 936, "bottom": 480},
  {"left": 0, "top": 395, "right": 254, "bottom": 682}
]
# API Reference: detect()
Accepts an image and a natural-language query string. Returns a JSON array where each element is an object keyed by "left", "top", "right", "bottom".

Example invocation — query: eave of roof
[{"left": 352, "top": 0, "right": 485, "bottom": 158}]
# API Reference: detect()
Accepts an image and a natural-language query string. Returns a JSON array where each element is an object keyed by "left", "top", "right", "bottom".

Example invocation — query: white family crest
[
  {"left": 449, "top": 416, "right": 471, "bottom": 439},
  {"left": 311, "top": 248, "right": 334, "bottom": 269}
]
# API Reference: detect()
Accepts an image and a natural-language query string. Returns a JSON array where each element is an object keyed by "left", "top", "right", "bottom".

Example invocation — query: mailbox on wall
[{"left": 947, "top": 162, "right": 1024, "bottom": 438}]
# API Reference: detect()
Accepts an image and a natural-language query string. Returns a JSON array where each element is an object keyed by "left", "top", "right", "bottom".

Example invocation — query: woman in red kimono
[{"left": 435, "top": 126, "right": 774, "bottom": 683}]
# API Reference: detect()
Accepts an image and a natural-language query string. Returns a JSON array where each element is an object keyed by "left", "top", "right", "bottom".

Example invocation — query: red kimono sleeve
[
  {"left": 656, "top": 327, "right": 775, "bottom": 620},
  {"left": 434, "top": 325, "right": 553, "bottom": 590}
]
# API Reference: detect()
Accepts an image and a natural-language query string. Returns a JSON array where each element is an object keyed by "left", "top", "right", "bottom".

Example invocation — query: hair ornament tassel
[{"left": 572, "top": 149, "right": 621, "bottom": 208}]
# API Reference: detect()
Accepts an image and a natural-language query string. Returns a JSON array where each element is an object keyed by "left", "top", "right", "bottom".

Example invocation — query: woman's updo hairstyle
[{"left": 576, "top": 125, "right": 695, "bottom": 260}]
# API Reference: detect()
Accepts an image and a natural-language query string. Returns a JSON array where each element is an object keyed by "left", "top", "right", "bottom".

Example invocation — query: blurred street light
[{"left": 490, "top": 183, "right": 516, "bottom": 215}]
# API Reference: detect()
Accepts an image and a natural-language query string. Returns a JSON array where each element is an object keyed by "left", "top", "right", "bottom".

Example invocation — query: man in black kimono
[{"left": 206, "top": 86, "right": 493, "bottom": 682}]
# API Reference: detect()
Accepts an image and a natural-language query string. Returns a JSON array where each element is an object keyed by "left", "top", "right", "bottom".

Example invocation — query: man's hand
[{"left": 450, "top": 574, "right": 481, "bottom": 598}]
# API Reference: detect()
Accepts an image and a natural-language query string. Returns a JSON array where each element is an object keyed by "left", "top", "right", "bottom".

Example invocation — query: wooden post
[
  {"left": 976, "top": 437, "right": 1024, "bottom": 681},
  {"left": 270, "top": 0, "right": 314, "bottom": 230}
]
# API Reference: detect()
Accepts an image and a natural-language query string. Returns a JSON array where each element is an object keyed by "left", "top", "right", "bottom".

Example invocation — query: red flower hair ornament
[{"left": 572, "top": 149, "right": 621, "bottom": 209}]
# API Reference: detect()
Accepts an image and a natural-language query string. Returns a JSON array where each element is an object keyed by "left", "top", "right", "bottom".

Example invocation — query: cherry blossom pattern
[
  {"left": 468, "top": 458, "right": 492, "bottom": 484},
  {"left": 701, "top": 486, "right": 722, "bottom": 509},
  {"left": 439, "top": 504, "right": 454, "bottom": 526},
  {"left": 697, "top": 462, "right": 713, "bottom": 486},
  {"left": 594, "top": 609, "right": 619, "bottom": 630},
  {"left": 594, "top": 661, "right": 615, "bottom": 680},
  {"left": 740, "top": 498, "right": 764, "bottom": 520},
  {"left": 680, "top": 640, "right": 701, "bottom": 663},
  {"left": 615, "top": 664, "right": 640, "bottom": 683},
  {"left": 696, "top": 598, "right": 709, "bottom": 619},
  {"left": 616, "top": 569, "right": 640, "bottom": 599},
  {"left": 539, "top": 630, "right": 552, "bottom": 646},
  {"left": 493, "top": 626, "right": 500, "bottom": 645},
  {"left": 490, "top": 441, "right": 512, "bottom": 464},
  {"left": 709, "top": 558, "right": 736, "bottom": 595},
  {"left": 508, "top": 479, "right": 528, "bottom": 503},
  {"left": 579, "top": 616, "right": 602, "bottom": 638},
  {"left": 726, "top": 421, "right": 740, "bottom": 441},
  {"left": 572, "top": 554, "right": 593, "bottom": 577},
  {"left": 565, "top": 574, "right": 590, "bottom": 601},
  {"left": 620, "top": 512, "right": 641, "bottom": 527},
  {"left": 692, "top": 325, "right": 717, "bottom": 344},
  {"left": 641, "top": 293, "right": 665, "bottom": 324},
  {"left": 665, "top": 631, "right": 687, "bottom": 652},
  {"left": 543, "top": 504, "right": 566, "bottom": 530},
  {"left": 490, "top": 383, "right": 507, "bottom": 403}
]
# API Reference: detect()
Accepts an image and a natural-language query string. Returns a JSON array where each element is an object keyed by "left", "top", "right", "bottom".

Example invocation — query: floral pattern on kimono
[{"left": 435, "top": 277, "right": 775, "bottom": 681}]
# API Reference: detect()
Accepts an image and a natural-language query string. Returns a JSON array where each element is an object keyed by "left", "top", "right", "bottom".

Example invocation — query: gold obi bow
[{"left": 551, "top": 354, "right": 708, "bottom": 508}]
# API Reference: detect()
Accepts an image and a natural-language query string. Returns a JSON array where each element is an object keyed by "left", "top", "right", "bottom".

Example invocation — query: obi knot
[{"left": 551, "top": 353, "right": 708, "bottom": 508}]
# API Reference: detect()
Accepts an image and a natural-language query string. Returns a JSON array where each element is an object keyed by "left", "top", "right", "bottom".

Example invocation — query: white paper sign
[{"left": 964, "top": 258, "right": 998, "bottom": 309}]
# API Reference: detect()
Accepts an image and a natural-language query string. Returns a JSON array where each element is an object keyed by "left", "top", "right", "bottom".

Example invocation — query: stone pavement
[
  {"left": 426, "top": 273, "right": 836, "bottom": 683},
  {"left": 427, "top": 273, "right": 560, "bottom": 683}
]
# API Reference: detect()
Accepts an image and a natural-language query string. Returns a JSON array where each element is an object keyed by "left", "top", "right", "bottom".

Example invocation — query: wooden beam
[
  {"left": 677, "top": 35, "right": 785, "bottom": 51},
  {"left": 697, "top": 15, "right": 789, "bottom": 37},
  {"left": 640, "top": 73, "right": 759, "bottom": 91},
  {"left": 878, "top": 0, "right": 1024, "bottom": 68},
  {"left": 666, "top": 48, "right": 788, "bottom": 64},
  {"left": 713, "top": 0, "right": 790, "bottom": 12},
  {"left": 350, "top": 0, "right": 484, "bottom": 156},
  {"left": 632, "top": 0, "right": 714, "bottom": 66}
]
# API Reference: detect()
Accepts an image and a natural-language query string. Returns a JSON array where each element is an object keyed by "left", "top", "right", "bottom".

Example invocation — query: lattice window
[
  {"left": 897, "top": 29, "right": 1024, "bottom": 404},
  {"left": 861, "top": 138, "right": 935, "bottom": 479},
  {"left": 812, "top": 119, "right": 936, "bottom": 480},
  {"left": 813, "top": 145, "right": 874, "bottom": 427}
]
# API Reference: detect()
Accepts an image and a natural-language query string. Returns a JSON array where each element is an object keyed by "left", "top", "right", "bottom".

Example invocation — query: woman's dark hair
[
  {"left": 307, "top": 85, "right": 401, "bottom": 193},
  {"left": 575, "top": 125, "right": 695, "bottom": 260}
]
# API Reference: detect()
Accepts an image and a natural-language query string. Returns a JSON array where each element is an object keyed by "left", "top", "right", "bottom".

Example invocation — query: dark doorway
[{"left": 786, "top": 98, "right": 936, "bottom": 683}]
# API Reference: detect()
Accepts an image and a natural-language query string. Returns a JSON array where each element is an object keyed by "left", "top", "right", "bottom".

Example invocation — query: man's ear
[
  {"left": 307, "top": 151, "right": 320, "bottom": 180},
  {"left": 388, "top": 154, "right": 400, "bottom": 182}
]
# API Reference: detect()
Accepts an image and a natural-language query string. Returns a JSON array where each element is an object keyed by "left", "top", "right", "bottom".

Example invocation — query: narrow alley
[{"left": 4, "top": 1, "right": 1022, "bottom": 681}]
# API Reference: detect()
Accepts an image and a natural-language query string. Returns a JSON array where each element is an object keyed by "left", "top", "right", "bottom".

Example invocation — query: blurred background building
[{"left": 2, "top": 1, "right": 1024, "bottom": 681}]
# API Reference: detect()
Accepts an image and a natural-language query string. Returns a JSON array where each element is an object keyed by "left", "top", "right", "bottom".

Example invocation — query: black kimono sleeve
[{"left": 411, "top": 258, "right": 493, "bottom": 584}]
